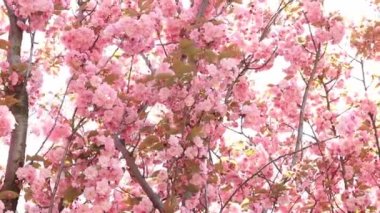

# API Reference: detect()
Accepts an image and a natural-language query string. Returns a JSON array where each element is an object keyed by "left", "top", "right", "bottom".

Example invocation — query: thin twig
[
  {"left": 47, "top": 117, "right": 86, "bottom": 213},
  {"left": 369, "top": 113, "right": 380, "bottom": 158},
  {"left": 30, "top": 77, "right": 73, "bottom": 160},
  {"left": 259, "top": 0, "right": 294, "bottom": 41},
  {"left": 113, "top": 136, "right": 164, "bottom": 212},
  {"left": 225, "top": 47, "right": 277, "bottom": 104},
  {"left": 140, "top": 53, "right": 156, "bottom": 75},
  {"left": 25, "top": 31, "right": 35, "bottom": 79},
  {"left": 196, "top": 0, "right": 209, "bottom": 18},
  {"left": 359, "top": 59, "right": 368, "bottom": 91},
  {"left": 126, "top": 56, "right": 134, "bottom": 93},
  {"left": 291, "top": 46, "right": 321, "bottom": 167},
  {"left": 219, "top": 137, "right": 332, "bottom": 212}
]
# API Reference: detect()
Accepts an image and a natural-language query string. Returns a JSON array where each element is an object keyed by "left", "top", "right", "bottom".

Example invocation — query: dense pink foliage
[{"left": 0, "top": 0, "right": 380, "bottom": 212}]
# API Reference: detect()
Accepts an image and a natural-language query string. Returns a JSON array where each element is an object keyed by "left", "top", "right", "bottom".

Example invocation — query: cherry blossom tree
[{"left": 0, "top": 0, "right": 379, "bottom": 212}]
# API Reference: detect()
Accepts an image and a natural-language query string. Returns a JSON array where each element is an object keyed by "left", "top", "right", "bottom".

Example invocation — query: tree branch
[
  {"left": 1, "top": 1, "right": 28, "bottom": 211},
  {"left": 113, "top": 136, "right": 164, "bottom": 212},
  {"left": 219, "top": 137, "right": 334, "bottom": 212},
  {"left": 47, "top": 117, "right": 86, "bottom": 213},
  {"left": 291, "top": 46, "right": 321, "bottom": 167},
  {"left": 196, "top": 0, "right": 209, "bottom": 18},
  {"left": 369, "top": 113, "right": 380, "bottom": 158},
  {"left": 259, "top": 0, "right": 294, "bottom": 41},
  {"left": 30, "top": 77, "right": 73, "bottom": 160}
]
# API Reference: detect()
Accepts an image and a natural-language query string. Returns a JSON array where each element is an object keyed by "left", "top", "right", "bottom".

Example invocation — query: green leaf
[
  {"left": 63, "top": 186, "right": 82, "bottom": 205},
  {"left": 87, "top": 130, "right": 99, "bottom": 138},
  {"left": 139, "top": 135, "right": 164, "bottom": 152},
  {"left": 31, "top": 162, "right": 41, "bottom": 168},
  {"left": 26, "top": 155, "right": 45, "bottom": 162},
  {"left": 163, "top": 195, "right": 177, "bottom": 213},
  {"left": 184, "top": 160, "right": 200, "bottom": 174},
  {"left": 271, "top": 183, "right": 287, "bottom": 197},
  {"left": 0, "top": 95, "right": 19, "bottom": 107},
  {"left": 11, "top": 62, "right": 28, "bottom": 73},
  {"left": 124, "top": 195, "right": 142, "bottom": 210},
  {"left": 0, "top": 190, "right": 19, "bottom": 200},
  {"left": 24, "top": 187, "right": 33, "bottom": 201},
  {"left": 104, "top": 73, "right": 119, "bottom": 85},
  {"left": 139, "top": 0, "right": 154, "bottom": 12},
  {"left": 202, "top": 49, "right": 218, "bottom": 63},
  {"left": 185, "top": 184, "right": 199, "bottom": 193},
  {"left": 0, "top": 39, "right": 9, "bottom": 50},
  {"left": 187, "top": 126, "right": 203, "bottom": 140},
  {"left": 172, "top": 58, "right": 193, "bottom": 76},
  {"left": 155, "top": 73, "right": 176, "bottom": 86},
  {"left": 208, "top": 172, "right": 218, "bottom": 184},
  {"left": 179, "top": 39, "right": 200, "bottom": 61},
  {"left": 219, "top": 44, "right": 242, "bottom": 59},
  {"left": 123, "top": 8, "right": 139, "bottom": 17}
]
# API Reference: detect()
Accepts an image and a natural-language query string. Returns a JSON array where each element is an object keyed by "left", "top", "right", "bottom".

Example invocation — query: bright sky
[{"left": 0, "top": 0, "right": 379, "bottom": 212}]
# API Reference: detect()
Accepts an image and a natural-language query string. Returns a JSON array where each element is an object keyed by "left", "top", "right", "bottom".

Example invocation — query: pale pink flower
[
  {"left": 185, "top": 146, "right": 198, "bottom": 159},
  {"left": 84, "top": 166, "right": 98, "bottom": 180},
  {"left": 16, "top": 165, "right": 36, "bottom": 182},
  {"left": 159, "top": 88, "right": 171, "bottom": 101},
  {"left": 9, "top": 72, "right": 19, "bottom": 86},
  {"left": 96, "top": 179, "right": 110, "bottom": 196},
  {"left": 0, "top": 106, "right": 16, "bottom": 137},
  {"left": 93, "top": 83, "right": 117, "bottom": 109}
]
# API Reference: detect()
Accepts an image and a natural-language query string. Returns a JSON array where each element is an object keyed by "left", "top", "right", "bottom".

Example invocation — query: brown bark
[
  {"left": 113, "top": 137, "right": 164, "bottom": 212},
  {"left": 1, "top": 2, "right": 28, "bottom": 211},
  {"left": 291, "top": 47, "right": 321, "bottom": 167}
]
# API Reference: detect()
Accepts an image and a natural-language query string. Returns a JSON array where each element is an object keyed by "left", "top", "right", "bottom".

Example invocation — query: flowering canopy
[{"left": 0, "top": 0, "right": 380, "bottom": 212}]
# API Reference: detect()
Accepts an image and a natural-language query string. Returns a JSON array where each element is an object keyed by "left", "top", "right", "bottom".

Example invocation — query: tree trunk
[{"left": 1, "top": 2, "right": 28, "bottom": 211}]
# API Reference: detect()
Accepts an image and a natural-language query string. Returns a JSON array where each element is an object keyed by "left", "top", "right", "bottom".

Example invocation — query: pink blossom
[
  {"left": 84, "top": 186, "right": 97, "bottom": 201},
  {"left": 197, "top": 99, "right": 212, "bottom": 112},
  {"left": 16, "top": 165, "right": 36, "bottom": 182},
  {"left": 233, "top": 79, "right": 250, "bottom": 101},
  {"left": 228, "top": 202, "right": 242, "bottom": 213},
  {"left": 62, "top": 27, "right": 96, "bottom": 51},
  {"left": 360, "top": 98, "right": 377, "bottom": 115},
  {"left": 98, "top": 155, "right": 110, "bottom": 168},
  {"left": 49, "top": 124, "right": 71, "bottom": 141},
  {"left": 190, "top": 173, "right": 204, "bottom": 185},
  {"left": 0, "top": 106, "right": 16, "bottom": 137},
  {"left": 90, "top": 75, "right": 102, "bottom": 87},
  {"left": 159, "top": 88, "right": 171, "bottom": 101},
  {"left": 202, "top": 22, "right": 225, "bottom": 43},
  {"left": 96, "top": 179, "right": 110, "bottom": 196},
  {"left": 184, "top": 95, "right": 195, "bottom": 107},
  {"left": 132, "top": 197, "right": 153, "bottom": 212},
  {"left": 303, "top": 0, "right": 323, "bottom": 24},
  {"left": 167, "top": 136, "right": 183, "bottom": 157},
  {"left": 193, "top": 136, "right": 203, "bottom": 148},
  {"left": 329, "top": 20, "right": 345, "bottom": 44},
  {"left": 185, "top": 196, "right": 199, "bottom": 209},
  {"left": 9, "top": 72, "right": 19, "bottom": 86},
  {"left": 337, "top": 111, "right": 359, "bottom": 137},
  {"left": 220, "top": 58, "right": 239, "bottom": 71},
  {"left": 11, "top": 0, "right": 53, "bottom": 30},
  {"left": 46, "top": 147, "right": 65, "bottom": 164},
  {"left": 84, "top": 166, "right": 98, "bottom": 180},
  {"left": 157, "top": 62, "right": 175, "bottom": 75},
  {"left": 93, "top": 83, "right": 117, "bottom": 109},
  {"left": 185, "top": 146, "right": 198, "bottom": 159},
  {"left": 159, "top": 0, "right": 176, "bottom": 17},
  {"left": 0, "top": 200, "right": 4, "bottom": 212}
]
